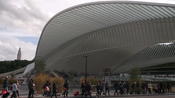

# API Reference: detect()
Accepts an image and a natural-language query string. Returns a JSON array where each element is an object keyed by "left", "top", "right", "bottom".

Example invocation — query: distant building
[{"left": 17, "top": 48, "right": 21, "bottom": 60}]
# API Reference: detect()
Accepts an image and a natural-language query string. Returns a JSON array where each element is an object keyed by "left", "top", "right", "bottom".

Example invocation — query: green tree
[
  {"left": 35, "top": 59, "right": 46, "bottom": 73},
  {"left": 129, "top": 67, "right": 142, "bottom": 94},
  {"left": 0, "top": 60, "right": 32, "bottom": 73},
  {"left": 129, "top": 67, "right": 141, "bottom": 82}
]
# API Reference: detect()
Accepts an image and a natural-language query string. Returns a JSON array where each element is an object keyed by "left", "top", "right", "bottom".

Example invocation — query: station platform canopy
[{"left": 36, "top": 1, "right": 175, "bottom": 75}]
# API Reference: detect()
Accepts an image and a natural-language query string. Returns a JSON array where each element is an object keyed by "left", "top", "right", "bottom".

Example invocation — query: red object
[
  {"left": 73, "top": 91, "right": 79, "bottom": 96},
  {"left": 64, "top": 88, "right": 67, "bottom": 90},
  {"left": 2, "top": 89, "right": 8, "bottom": 95}
]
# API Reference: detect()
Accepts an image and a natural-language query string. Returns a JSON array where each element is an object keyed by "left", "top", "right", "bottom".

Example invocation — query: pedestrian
[
  {"left": 148, "top": 82, "right": 153, "bottom": 94},
  {"left": 167, "top": 82, "right": 171, "bottom": 93},
  {"left": 3, "top": 76, "right": 9, "bottom": 90},
  {"left": 81, "top": 82, "right": 85, "bottom": 96},
  {"left": 43, "top": 81, "right": 51, "bottom": 96},
  {"left": 131, "top": 82, "right": 137, "bottom": 94},
  {"left": 2, "top": 76, "right": 10, "bottom": 98},
  {"left": 99, "top": 82, "right": 103, "bottom": 95},
  {"left": 43, "top": 82, "right": 47, "bottom": 96},
  {"left": 119, "top": 81, "right": 124, "bottom": 95},
  {"left": 96, "top": 82, "right": 101, "bottom": 97},
  {"left": 85, "top": 82, "right": 92, "bottom": 97},
  {"left": 104, "top": 82, "right": 110, "bottom": 96},
  {"left": 1, "top": 89, "right": 9, "bottom": 98},
  {"left": 11, "top": 81, "right": 18, "bottom": 98},
  {"left": 63, "top": 80, "right": 69, "bottom": 97},
  {"left": 113, "top": 82, "right": 119, "bottom": 96},
  {"left": 16, "top": 80, "right": 20, "bottom": 98},
  {"left": 124, "top": 82, "right": 129, "bottom": 95},
  {"left": 28, "top": 79, "right": 35, "bottom": 98},
  {"left": 141, "top": 82, "right": 147, "bottom": 94},
  {"left": 51, "top": 82, "right": 57, "bottom": 98}
]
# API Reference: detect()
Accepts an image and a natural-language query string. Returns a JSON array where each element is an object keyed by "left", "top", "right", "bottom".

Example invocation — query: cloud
[
  {"left": 0, "top": 0, "right": 47, "bottom": 61},
  {"left": 0, "top": 0, "right": 175, "bottom": 61},
  {"left": 0, "top": 35, "right": 36, "bottom": 61},
  {"left": 0, "top": 0, "right": 49, "bottom": 37}
]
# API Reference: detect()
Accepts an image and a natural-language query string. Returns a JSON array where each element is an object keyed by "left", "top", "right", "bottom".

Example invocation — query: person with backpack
[{"left": 11, "top": 81, "right": 18, "bottom": 98}]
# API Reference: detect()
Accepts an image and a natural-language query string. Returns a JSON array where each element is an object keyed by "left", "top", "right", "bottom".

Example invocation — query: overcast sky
[{"left": 0, "top": 0, "right": 175, "bottom": 61}]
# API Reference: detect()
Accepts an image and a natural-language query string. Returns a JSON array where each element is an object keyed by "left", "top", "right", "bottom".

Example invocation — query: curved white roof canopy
[
  {"left": 115, "top": 41, "right": 175, "bottom": 72},
  {"left": 36, "top": 1, "right": 175, "bottom": 74}
]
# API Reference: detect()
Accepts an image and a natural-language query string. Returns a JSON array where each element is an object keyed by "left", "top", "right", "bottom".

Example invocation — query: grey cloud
[
  {"left": 0, "top": 0, "right": 48, "bottom": 22},
  {"left": 25, "top": 0, "right": 48, "bottom": 21},
  {"left": 0, "top": 0, "right": 50, "bottom": 37},
  {"left": 0, "top": 36, "right": 36, "bottom": 60}
]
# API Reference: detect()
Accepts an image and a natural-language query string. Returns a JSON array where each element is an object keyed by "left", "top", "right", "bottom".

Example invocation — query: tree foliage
[
  {"left": 80, "top": 76, "right": 99, "bottom": 85},
  {"left": 35, "top": 59, "right": 46, "bottom": 73},
  {"left": 0, "top": 60, "right": 32, "bottom": 73},
  {"left": 128, "top": 67, "right": 142, "bottom": 93},
  {"left": 129, "top": 67, "right": 141, "bottom": 83},
  {"left": 33, "top": 73, "right": 64, "bottom": 93}
]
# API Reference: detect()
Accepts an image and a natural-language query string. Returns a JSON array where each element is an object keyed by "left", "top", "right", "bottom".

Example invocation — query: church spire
[{"left": 17, "top": 48, "right": 21, "bottom": 60}]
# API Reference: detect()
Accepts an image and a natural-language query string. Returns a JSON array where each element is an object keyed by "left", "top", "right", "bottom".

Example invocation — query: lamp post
[{"left": 84, "top": 55, "right": 88, "bottom": 84}]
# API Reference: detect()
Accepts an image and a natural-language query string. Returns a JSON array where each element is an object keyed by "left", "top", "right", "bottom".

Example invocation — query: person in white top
[
  {"left": 11, "top": 81, "right": 18, "bottom": 98},
  {"left": 16, "top": 81, "right": 20, "bottom": 97}
]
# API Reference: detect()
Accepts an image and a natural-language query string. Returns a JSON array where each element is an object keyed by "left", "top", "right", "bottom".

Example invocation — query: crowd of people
[
  {"left": 0, "top": 76, "right": 174, "bottom": 98},
  {"left": 0, "top": 76, "right": 70, "bottom": 98},
  {"left": 42, "top": 80, "right": 69, "bottom": 98},
  {"left": 1, "top": 77, "right": 19, "bottom": 98},
  {"left": 112, "top": 81, "right": 172, "bottom": 95},
  {"left": 80, "top": 81, "right": 173, "bottom": 97}
]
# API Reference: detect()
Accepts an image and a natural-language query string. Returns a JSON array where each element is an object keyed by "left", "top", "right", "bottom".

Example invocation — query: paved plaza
[
  {"left": 17, "top": 94, "right": 175, "bottom": 98},
  {"left": 20, "top": 95, "right": 175, "bottom": 98}
]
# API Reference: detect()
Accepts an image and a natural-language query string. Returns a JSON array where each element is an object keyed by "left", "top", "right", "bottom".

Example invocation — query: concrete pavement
[{"left": 19, "top": 94, "right": 175, "bottom": 98}]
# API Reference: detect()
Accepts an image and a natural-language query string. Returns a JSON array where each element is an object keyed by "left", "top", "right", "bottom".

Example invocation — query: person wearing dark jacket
[
  {"left": 96, "top": 82, "right": 101, "bottom": 96},
  {"left": 43, "top": 81, "right": 51, "bottom": 96},
  {"left": 63, "top": 80, "right": 69, "bottom": 97},
  {"left": 28, "top": 79, "right": 35, "bottom": 98},
  {"left": 2, "top": 77, "right": 9, "bottom": 98},
  {"left": 81, "top": 82, "right": 86, "bottom": 96},
  {"left": 114, "top": 82, "right": 119, "bottom": 95},
  {"left": 104, "top": 82, "right": 110, "bottom": 96},
  {"left": 3, "top": 77, "right": 9, "bottom": 90},
  {"left": 85, "top": 82, "right": 92, "bottom": 97},
  {"left": 51, "top": 82, "right": 57, "bottom": 98}
]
